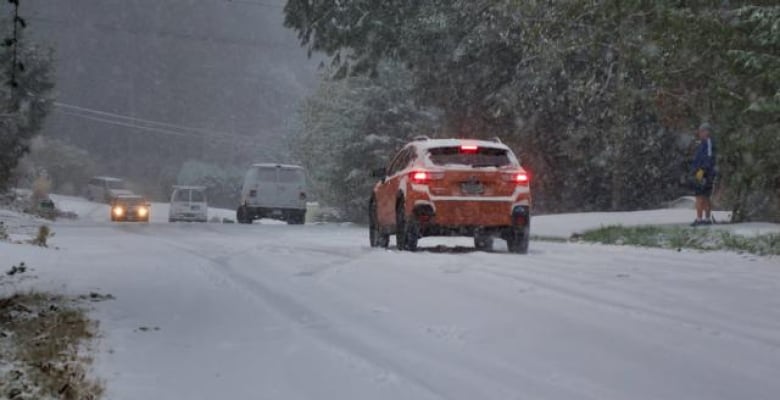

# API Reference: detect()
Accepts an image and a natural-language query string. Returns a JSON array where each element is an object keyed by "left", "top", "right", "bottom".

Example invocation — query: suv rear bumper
[{"left": 410, "top": 200, "right": 530, "bottom": 237}]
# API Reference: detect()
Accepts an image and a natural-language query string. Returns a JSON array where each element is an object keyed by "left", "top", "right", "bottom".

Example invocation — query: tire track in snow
[
  {"left": 463, "top": 254, "right": 780, "bottom": 351},
  {"left": 167, "top": 237, "right": 601, "bottom": 400}
]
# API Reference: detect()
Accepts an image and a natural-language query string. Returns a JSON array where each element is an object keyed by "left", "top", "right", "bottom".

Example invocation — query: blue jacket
[{"left": 691, "top": 137, "right": 716, "bottom": 176}]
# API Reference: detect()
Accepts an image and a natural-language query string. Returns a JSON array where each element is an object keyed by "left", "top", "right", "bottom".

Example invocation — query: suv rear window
[{"left": 427, "top": 147, "right": 512, "bottom": 167}]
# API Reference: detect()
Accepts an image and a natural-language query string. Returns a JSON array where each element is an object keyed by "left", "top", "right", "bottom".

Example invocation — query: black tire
[
  {"left": 369, "top": 198, "right": 389, "bottom": 248},
  {"left": 287, "top": 211, "right": 305, "bottom": 225},
  {"left": 506, "top": 227, "right": 529, "bottom": 254},
  {"left": 474, "top": 235, "right": 494, "bottom": 251},
  {"left": 395, "top": 200, "right": 418, "bottom": 251},
  {"left": 237, "top": 206, "right": 252, "bottom": 224}
]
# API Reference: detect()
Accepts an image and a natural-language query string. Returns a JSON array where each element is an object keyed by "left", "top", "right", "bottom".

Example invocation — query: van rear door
[
  {"left": 247, "top": 166, "right": 279, "bottom": 208},
  {"left": 276, "top": 167, "right": 306, "bottom": 209}
]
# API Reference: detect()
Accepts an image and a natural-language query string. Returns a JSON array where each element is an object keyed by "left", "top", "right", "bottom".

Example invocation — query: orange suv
[{"left": 369, "top": 137, "right": 531, "bottom": 253}]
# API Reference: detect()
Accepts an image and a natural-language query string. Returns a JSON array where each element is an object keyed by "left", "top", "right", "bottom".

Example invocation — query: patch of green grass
[{"left": 580, "top": 225, "right": 780, "bottom": 256}]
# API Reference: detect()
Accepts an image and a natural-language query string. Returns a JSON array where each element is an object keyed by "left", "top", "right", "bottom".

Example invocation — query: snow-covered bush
[
  {"left": 13, "top": 137, "right": 97, "bottom": 196},
  {"left": 0, "top": 10, "right": 54, "bottom": 191},
  {"left": 176, "top": 160, "right": 243, "bottom": 209},
  {"left": 291, "top": 62, "right": 440, "bottom": 222}
]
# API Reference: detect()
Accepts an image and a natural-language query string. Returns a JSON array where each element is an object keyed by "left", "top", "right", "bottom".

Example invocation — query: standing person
[{"left": 691, "top": 123, "right": 717, "bottom": 226}]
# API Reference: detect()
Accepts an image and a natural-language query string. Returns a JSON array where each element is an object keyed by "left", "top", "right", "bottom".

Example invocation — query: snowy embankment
[
  {"left": 2, "top": 195, "right": 779, "bottom": 400},
  {"left": 48, "top": 194, "right": 237, "bottom": 224}
]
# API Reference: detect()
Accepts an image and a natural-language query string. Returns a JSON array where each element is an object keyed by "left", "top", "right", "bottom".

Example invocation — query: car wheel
[
  {"left": 369, "top": 198, "right": 389, "bottom": 248},
  {"left": 506, "top": 227, "right": 529, "bottom": 254},
  {"left": 474, "top": 235, "right": 494, "bottom": 252},
  {"left": 395, "top": 200, "right": 418, "bottom": 251},
  {"left": 287, "top": 211, "right": 305, "bottom": 225},
  {"left": 237, "top": 206, "right": 252, "bottom": 224}
]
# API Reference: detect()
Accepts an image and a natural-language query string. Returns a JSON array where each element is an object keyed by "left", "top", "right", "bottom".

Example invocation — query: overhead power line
[
  {"left": 55, "top": 109, "right": 191, "bottom": 139},
  {"left": 225, "top": 0, "right": 283, "bottom": 8},
  {"left": 52, "top": 103, "right": 281, "bottom": 155},
  {"left": 54, "top": 102, "right": 239, "bottom": 139}
]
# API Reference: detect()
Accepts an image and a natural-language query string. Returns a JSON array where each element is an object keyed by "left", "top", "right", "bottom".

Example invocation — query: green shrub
[{"left": 580, "top": 225, "right": 779, "bottom": 256}]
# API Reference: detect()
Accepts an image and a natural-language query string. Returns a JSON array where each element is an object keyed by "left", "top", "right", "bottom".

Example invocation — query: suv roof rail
[
  {"left": 490, "top": 136, "right": 503, "bottom": 144},
  {"left": 412, "top": 135, "right": 430, "bottom": 141}
]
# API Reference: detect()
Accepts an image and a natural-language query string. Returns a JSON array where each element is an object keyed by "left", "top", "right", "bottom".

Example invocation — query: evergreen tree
[
  {"left": 284, "top": 1, "right": 779, "bottom": 219},
  {"left": 291, "top": 62, "right": 439, "bottom": 221},
  {"left": 0, "top": 0, "right": 54, "bottom": 190}
]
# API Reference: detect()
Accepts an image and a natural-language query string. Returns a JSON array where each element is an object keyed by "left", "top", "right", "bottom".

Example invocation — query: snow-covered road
[{"left": 2, "top": 210, "right": 780, "bottom": 399}]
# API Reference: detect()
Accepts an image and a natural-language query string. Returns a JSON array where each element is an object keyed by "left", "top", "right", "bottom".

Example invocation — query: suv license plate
[
  {"left": 461, "top": 182, "right": 484, "bottom": 195},
  {"left": 272, "top": 210, "right": 283, "bottom": 216}
]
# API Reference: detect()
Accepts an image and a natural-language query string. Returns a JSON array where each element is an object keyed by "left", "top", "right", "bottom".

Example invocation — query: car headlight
[
  {"left": 113, "top": 206, "right": 124, "bottom": 217},
  {"left": 137, "top": 207, "right": 148, "bottom": 217}
]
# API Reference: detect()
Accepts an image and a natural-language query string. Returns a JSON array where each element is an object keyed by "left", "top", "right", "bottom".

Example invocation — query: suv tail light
[
  {"left": 502, "top": 172, "right": 530, "bottom": 186},
  {"left": 410, "top": 170, "right": 444, "bottom": 184}
]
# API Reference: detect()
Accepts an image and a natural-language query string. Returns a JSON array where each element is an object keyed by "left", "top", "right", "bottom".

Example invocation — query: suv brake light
[
  {"left": 410, "top": 170, "right": 444, "bottom": 184},
  {"left": 460, "top": 144, "right": 478, "bottom": 153},
  {"left": 502, "top": 172, "right": 530, "bottom": 185},
  {"left": 515, "top": 172, "right": 529, "bottom": 184}
]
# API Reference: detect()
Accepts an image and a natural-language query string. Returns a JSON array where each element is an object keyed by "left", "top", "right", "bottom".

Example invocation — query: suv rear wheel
[
  {"left": 237, "top": 205, "right": 252, "bottom": 224},
  {"left": 369, "top": 199, "right": 389, "bottom": 248},
  {"left": 506, "top": 227, "right": 529, "bottom": 254},
  {"left": 287, "top": 211, "right": 306, "bottom": 225},
  {"left": 395, "top": 199, "right": 418, "bottom": 251}
]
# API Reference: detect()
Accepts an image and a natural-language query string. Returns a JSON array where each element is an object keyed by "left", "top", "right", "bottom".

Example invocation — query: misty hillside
[{"left": 22, "top": 0, "right": 319, "bottom": 199}]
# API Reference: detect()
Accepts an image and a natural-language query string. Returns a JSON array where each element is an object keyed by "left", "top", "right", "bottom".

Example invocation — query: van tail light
[
  {"left": 410, "top": 170, "right": 444, "bottom": 184},
  {"left": 249, "top": 190, "right": 257, "bottom": 197},
  {"left": 299, "top": 192, "right": 306, "bottom": 201}
]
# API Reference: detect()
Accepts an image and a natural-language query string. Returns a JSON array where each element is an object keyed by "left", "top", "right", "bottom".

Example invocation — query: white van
[
  {"left": 168, "top": 186, "right": 208, "bottom": 223},
  {"left": 86, "top": 176, "right": 134, "bottom": 203},
  {"left": 237, "top": 164, "right": 307, "bottom": 224}
]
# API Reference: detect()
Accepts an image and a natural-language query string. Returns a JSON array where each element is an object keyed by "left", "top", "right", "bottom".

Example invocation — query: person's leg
[
  {"left": 704, "top": 196, "right": 712, "bottom": 221},
  {"left": 695, "top": 196, "right": 704, "bottom": 221}
]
